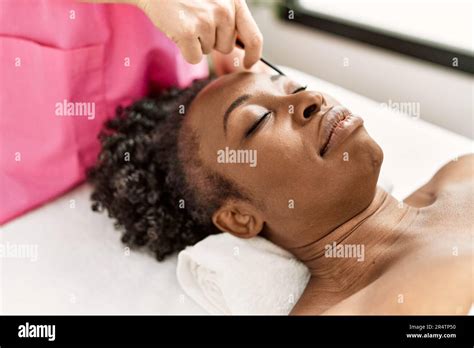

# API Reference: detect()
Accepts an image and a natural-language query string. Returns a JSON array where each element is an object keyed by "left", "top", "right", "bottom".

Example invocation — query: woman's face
[{"left": 183, "top": 72, "right": 383, "bottom": 248}]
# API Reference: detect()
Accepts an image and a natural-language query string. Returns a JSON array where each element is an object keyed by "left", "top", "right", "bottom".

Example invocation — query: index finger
[{"left": 234, "top": 0, "right": 263, "bottom": 69}]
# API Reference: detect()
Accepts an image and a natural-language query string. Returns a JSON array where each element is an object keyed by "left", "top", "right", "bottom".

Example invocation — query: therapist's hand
[{"left": 135, "top": 0, "right": 263, "bottom": 68}]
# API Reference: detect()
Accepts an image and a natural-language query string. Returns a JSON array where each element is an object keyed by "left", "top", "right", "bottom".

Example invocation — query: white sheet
[{"left": 1, "top": 66, "right": 472, "bottom": 314}]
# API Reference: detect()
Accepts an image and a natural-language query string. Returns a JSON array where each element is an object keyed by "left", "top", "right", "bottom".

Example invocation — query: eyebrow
[{"left": 223, "top": 94, "right": 251, "bottom": 135}]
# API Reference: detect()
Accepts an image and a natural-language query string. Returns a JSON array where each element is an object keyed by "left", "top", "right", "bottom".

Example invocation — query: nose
[{"left": 287, "top": 91, "right": 324, "bottom": 125}]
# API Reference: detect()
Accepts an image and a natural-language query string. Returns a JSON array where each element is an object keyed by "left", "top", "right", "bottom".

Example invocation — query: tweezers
[{"left": 235, "top": 38, "right": 286, "bottom": 76}]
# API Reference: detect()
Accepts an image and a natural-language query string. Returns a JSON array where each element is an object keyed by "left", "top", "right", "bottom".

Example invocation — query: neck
[{"left": 287, "top": 187, "right": 420, "bottom": 292}]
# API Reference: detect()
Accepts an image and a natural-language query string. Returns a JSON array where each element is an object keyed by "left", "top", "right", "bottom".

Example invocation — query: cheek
[
  {"left": 253, "top": 127, "right": 309, "bottom": 184},
  {"left": 241, "top": 129, "right": 325, "bottom": 214}
]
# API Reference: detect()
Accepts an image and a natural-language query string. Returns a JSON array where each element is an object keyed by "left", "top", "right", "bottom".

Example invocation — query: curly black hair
[{"left": 87, "top": 78, "right": 250, "bottom": 261}]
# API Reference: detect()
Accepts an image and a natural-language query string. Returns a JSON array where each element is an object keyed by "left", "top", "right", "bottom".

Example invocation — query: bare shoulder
[
  {"left": 404, "top": 154, "right": 473, "bottom": 207},
  {"left": 291, "top": 252, "right": 473, "bottom": 315},
  {"left": 429, "top": 154, "right": 474, "bottom": 187},
  {"left": 321, "top": 253, "right": 473, "bottom": 315}
]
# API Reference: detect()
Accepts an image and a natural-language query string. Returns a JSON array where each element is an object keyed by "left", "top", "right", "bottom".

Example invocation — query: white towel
[
  {"left": 177, "top": 233, "right": 311, "bottom": 315},
  {"left": 177, "top": 178, "right": 393, "bottom": 315}
]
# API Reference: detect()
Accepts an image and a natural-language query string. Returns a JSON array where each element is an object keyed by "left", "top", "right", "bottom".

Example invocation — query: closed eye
[
  {"left": 244, "top": 85, "right": 307, "bottom": 139},
  {"left": 292, "top": 85, "right": 307, "bottom": 94},
  {"left": 245, "top": 111, "right": 271, "bottom": 138}
]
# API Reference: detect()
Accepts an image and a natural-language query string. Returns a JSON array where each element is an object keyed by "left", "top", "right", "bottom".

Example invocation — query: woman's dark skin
[{"left": 180, "top": 71, "right": 473, "bottom": 314}]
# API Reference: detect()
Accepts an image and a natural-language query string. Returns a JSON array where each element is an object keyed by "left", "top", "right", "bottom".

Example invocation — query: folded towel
[
  {"left": 177, "top": 233, "right": 311, "bottom": 314},
  {"left": 177, "top": 178, "right": 394, "bottom": 315}
]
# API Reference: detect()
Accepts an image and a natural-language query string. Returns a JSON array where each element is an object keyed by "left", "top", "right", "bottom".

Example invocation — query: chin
[
  {"left": 343, "top": 130, "right": 383, "bottom": 201},
  {"left": 351, "top": 127, "right": 383, "bottom": 173},
  {"left": 367, "top": 137, "right": 384, "bottom": 175},
  {"left": 359, "top": 135, "right": 383, "bottom": 198}
]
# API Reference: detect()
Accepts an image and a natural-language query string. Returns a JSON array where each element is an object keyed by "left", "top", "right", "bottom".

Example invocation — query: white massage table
[{"left": 1, "top": 66, "right": 472, "bottom": 314}]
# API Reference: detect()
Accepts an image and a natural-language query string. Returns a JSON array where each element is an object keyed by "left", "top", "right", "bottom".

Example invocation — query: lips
[{"left": 319, "top": 106, "right": 363, "bottom": 156}]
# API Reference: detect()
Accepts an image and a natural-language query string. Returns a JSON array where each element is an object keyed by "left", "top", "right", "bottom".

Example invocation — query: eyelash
[
  {"left": 245, "top": 111, "right": 271, "bottom": 138},
  {"left": 292, "top": 85, "right": 308, "bottom": 94},
  {"left": 245, "top": 85, "right": 308, "bottom": 138}
]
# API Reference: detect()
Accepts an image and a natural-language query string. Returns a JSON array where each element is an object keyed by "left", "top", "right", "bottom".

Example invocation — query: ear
[{"left": 212, "top": 201, "right": 264, "bottom": 239}]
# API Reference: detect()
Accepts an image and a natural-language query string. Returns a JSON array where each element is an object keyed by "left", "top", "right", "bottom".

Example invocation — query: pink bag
[{"left": 0, "top": 0, "right": 209, "bottom": 224}]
